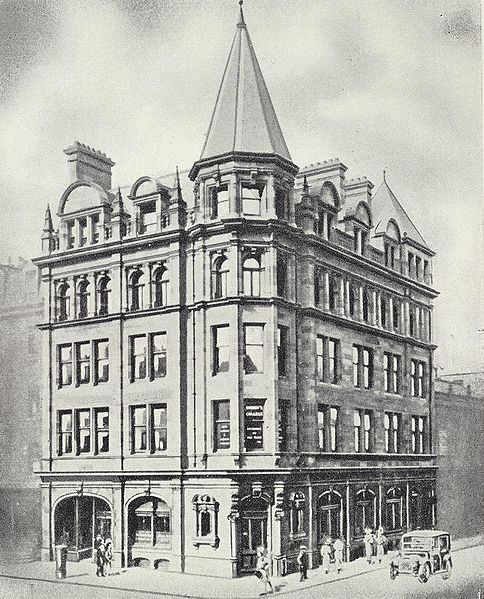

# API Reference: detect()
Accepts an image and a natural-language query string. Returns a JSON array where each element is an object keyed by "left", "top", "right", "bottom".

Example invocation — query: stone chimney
[{"left": 64, "top": 141, "right": 115, "bottom": 190}]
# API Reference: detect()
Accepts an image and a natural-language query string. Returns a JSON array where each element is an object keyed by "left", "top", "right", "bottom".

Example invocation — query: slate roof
[{"left": 199, "top": 6, "right": 291, "bottom": 162}]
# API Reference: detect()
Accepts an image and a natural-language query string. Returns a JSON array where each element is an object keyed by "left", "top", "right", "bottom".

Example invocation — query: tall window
[
  {"left": 277, "top": 325, "right": 288, "bottom": 377},
  {"left": 392, "top": 301, "right": 400, "bottom": 330},
  {"left": 94, "top": 340, "right": 109, "bottom": 384},
  {"left": 129, "top": 270, "right": 144, "bottom": 311},
  {"left": 131, "top": 404, "right": 167, "bottom": 453},
  {"left": 213, "top": 400, "right": 230, "bottom": 451},
  {"left": 59, "top": 344, "right": 73, "bottom": 387},
  {"left": 76, "top": 409, "right": 91, "bottom": 453},
  {"left": 328, "top": 276, "right": 338, "bottom": 311},
  {"left": 355, "top": 489, "right": 375, "bottom": 536},
  {"left": 150, "top": 333, "right": 167, "bottom": 379},
  {"left": 79, "top": 218, "right": 88, "bottom": 246},
  {"left": 317, "top": 208, "right": 333, "bottom": 240},
  {"left": 386, "top": 487, "right": 404, "bottom": 531},
  {"left": 66, "top": 221, "right": 75, "bottom": 249},
  {"left": 242, "top": 183, "right": 264, "bottom": 215},
  {"left": 278, "top": 399, "right": 289, "bottom": 452},
  {"left": 210, "top": 184, "right": 229, "bottom": 218},
  {"left": 129, "top": 333, "right": 167, "bottom": 381},
  {"left": 275, "top": 188, "right": 288, "bottom": 220},
  {"left": 95, "top": 409, "right": 109, "bottom": 453},
  {"left": 380, "top": 296, "right": 387, "bottom": 328},
  {"left": 411, "top": 359, "right": 426, "bottom": 397},
  {"left": 314, "top": 269, "right": 321, "bottom": 305},
  {"left": 276, "top": 254, "right": 288, "bottom": 297},
  {"left": 411, "top": 416, "right": 427, "bottom": 454},
  {"left": 97, "top": 276, "right": 110, "bottom": 316},
  {"left": 77, "top": 279, "right": 89, "bottom": 318},
  {"left": 76, "top": 342, "right": 91, "bottom": 385},
  {"left": 243, "top": 255, "right": 262, "bottom": 297},
  {"left": 384, "top": 352, "right": 401, "bottom": 394},
  {"left": 153, "top": 266, "right": 169, "bottom": 307},
  {"left": 353, "top": 345, "right": 373, "bottom": 388},
  {"left": 384, "top": 412, "right": 401, "bottom": 453},
  {"left": 131, "top": 336, "right": 147, "bottom": 380},
  {"left": 349, "top": 286, "right": 357, "bottom": 318},
  {"left": 354, "top": 409, "right": 373, "bottom": 452},
  {"left": 316, "top": 336, "right": 340, "bottom": 384},
  {"left": 211, "top": 255, "right": 229, "bottom": 299},
  {"left": 318, "top": 404, "right": 339, "bottom": 452},
  {"left": 384, "top": 242, "right": 396, "bottom": 269},
  {"left": 290, "top": 492, "right": 305, "bottom": 537},
  {"left": 138, "top": 200, "right": 157, "bottom": 233},
  {"left": 56, "top": 282, "right": 70, "bottom": 321},
  {"left": 212, "top": 325, "right": 230, "bottom": 375},
  {"left": 92, "top": 213, "right": 100, "bottom": 243},
  {"left": 362, "top": 289, "right": 370, "bottom": 323},
  {"left": 244, "top": 399, "right": 265, "bottom": 451},
  {"left": 58, "top": 411, "right": 73, "bottom": 455},
  {"left": 243, "top": 324, "right": 264, "bottom": 374}
]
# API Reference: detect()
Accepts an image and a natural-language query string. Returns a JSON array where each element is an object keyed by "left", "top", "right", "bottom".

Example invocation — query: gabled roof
[
  {"left": 372, "top": 177, "right": 430, "bottom": 250},
  {"left": 199, "top": 5, "right": 291, "bottom": 162}
]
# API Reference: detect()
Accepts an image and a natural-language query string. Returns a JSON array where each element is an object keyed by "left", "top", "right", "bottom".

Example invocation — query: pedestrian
[
  {"left": 95, "top": 539, "right": 106, "bottom": 577},
  {"left": 255, "top": 546, "right": 273, "bottom": 595},
  {"left": 297, "top": 544, "right": 309, "bottom": 582},
  {"left": 320, "top": 539, "right": 332, "bottom": 574},
  {"left": 333, "top": 537, "right": 344, "bottom": 573},
  {"left": 375, "top": 526, "right": 386, "bottom": 564},
  {"left": 364, "top": 527, "right": 375, "bottom": 564},
  {"left": 104, "top": 537, "right": 113, "bottom": 574}
]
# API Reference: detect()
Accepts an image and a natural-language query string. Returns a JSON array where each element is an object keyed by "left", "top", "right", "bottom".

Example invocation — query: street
[{"left": 0, "top": 544, "right": 483, "bottom": 599}]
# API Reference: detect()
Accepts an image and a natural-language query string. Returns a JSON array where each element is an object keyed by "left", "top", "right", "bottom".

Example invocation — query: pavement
[{"left": 0, "top": 536, "right": 483, "bottom": 599}]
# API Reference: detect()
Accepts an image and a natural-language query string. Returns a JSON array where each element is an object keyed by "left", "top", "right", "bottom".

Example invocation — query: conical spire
[
  {"left": 199, "top": 3, "right": 291, "bottom": 162},
  {"left": 43, "top": 204, "right": 54, "bottom": 233},
  {"left": 171, "top": 166, "right": 184, "bottom": 204}
]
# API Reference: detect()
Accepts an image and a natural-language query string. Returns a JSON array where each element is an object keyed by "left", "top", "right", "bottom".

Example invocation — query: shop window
[
  {"left": 192, "top": 495, "right": 220, "bottom": 548},
  {"left": 243, "top": 255, "right": 262, "bottom": 297},
  {"left": 244, "top": 399, "right": 265, "bottom": 451},
  {"left": 318, "top": 404, "right": 339, "bottom": 452},
  {"left": 94, "top": 339, "right": 109, "bottom": 384},
  {"left": 384, "top": 412, "right": 401, "bottom": 453},
  {"left": 212, "top": 325, "right": 230, "bottom": 375},
  {"left": 213, "top": 400, "right": 230, "bottom": 451},
  {"left": 290, "top": 492, "right": 306, "bottom": 537},
  {"left": 243, "top": 324, "right": 264, "bottom": 374},
  {"left": 211, "top": 255, "right": 229, "bottom": 299},
  {"left": 355, "top": 489, "right": 375, "bottom": 537},
  {"left": 153, "top": 266, "right": 169, "bottom": 307},
  {"left": 132, "top": 498, "right": 170, "bottom": 548}
]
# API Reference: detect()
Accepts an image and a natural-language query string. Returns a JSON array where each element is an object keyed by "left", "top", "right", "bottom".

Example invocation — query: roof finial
[
  {"left": 383, "top": 169, "right": 387, "bottom": 183},
  {"left": 237, "top": 0, "right": 246, "bottom": 27}
]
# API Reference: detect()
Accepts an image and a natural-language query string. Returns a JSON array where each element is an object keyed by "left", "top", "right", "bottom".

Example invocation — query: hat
[{"left": 300, "top": 544, "right": 307, "bottom": 549}]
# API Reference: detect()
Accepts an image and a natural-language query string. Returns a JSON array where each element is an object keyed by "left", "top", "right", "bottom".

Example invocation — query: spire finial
[
  {"left": 237, "top": 0, "right": 246, "bottom": 27},
  {"left": 383, "top": 169, "right": 387, "bottom": 183}
]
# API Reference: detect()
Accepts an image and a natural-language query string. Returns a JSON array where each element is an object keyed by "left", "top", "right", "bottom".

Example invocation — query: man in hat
[
  {"left": 297, "top": 545, "right": 309, "bottom": 582},
  {"left": 320, "top": 539, "right": 332, "bottom": 574},
  {"left": 364, "top": 527, "right": 375, "bottom": 564},
  {"left": 333, "top": 537, "right": 344, "bottom": 573},
  {"left": 375, "top": 526, "right": 386, "bottom": 564}
]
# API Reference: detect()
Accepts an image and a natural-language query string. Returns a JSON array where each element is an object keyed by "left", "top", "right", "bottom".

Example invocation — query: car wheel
[
  {"left": 418, "top": 562, "right": 430, "bottom": 583},
  {"left": 442, "top": 560, "right": 452, "bottom": 580},
  {"left": 389, "top": 565, "right": 397, "bottom": 580}
]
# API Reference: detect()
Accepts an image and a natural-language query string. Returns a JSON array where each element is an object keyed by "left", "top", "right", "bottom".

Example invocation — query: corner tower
[{"left": 189, "top": 1, "right": 298, "bottom": 223}]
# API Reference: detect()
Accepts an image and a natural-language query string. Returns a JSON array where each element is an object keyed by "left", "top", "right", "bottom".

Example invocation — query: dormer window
[
  {"left": 92, "top": 214, "right": 100, "bottom": 244},
  {"left": 384, "top": 242, "right": 396, "bottom": 269},
  {"left": 242, "top": 182, "right": 265, "bottom": 216},
  {"left": 354, "top": 227, "right": 368, "bottom": 255},
  {"left": 139, "top": 201, "right": 157, "bottom": 234},
  {"left": 317, "top": 208, "right": 333, "bottom": 240},
  {"left": 210, "top": 185, "right": 229, "bottom": 218}
]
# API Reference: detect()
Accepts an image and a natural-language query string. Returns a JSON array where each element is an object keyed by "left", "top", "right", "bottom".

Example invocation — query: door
[{"left": 239, "top": 497, "right": 269, "bottom": 573}]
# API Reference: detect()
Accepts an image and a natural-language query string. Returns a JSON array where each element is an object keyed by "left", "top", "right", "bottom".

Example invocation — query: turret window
[
  {"left": 211, "top": 255, "right": 229, "bottom": 299},
  {"left": 275, "top": 188, "right": 288, "bottom": 220},
  {"left": 210, "top": 185, "right": 229, "bottom": 218},
  {"left": 242, "top": 183, "right": 264, "bottom": 216},
  {"left": 243, "top": 256, "right": 262, "bottom": 297}
]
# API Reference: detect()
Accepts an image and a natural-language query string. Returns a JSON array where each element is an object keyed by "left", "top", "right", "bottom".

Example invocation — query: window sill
[{"left": 193, "top": 536, "right": 220, "bottom": 549}]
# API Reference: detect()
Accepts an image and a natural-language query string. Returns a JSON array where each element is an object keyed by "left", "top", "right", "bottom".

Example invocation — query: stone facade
[{"left": 32, "top": 6, "right": 438, "bottom": 577}]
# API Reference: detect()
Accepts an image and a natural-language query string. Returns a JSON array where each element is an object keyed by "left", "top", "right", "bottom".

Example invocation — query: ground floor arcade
[{"left": 41, "top": 467, "right": 436, "bottom": 578}]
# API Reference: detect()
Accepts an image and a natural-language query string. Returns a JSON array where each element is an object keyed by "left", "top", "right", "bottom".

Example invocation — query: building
[
  {"left": 437, "top": 371, "right": 484, "bottom": 397},
  {"left": 434, "top": 377, "right": 484, "bottom": 541},
  {"left": 33, "top": 5, "right": 438, "bottom": 577},
  {"left": 0, "top": 260, "right": 43, "bottom": 559}
]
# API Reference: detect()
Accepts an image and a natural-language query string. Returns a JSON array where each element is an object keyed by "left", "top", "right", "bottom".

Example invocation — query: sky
[{"left": 0, "top": 0, "right": 481, "bottom": 374}]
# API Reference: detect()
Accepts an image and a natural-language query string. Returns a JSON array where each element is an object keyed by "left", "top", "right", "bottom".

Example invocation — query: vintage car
[{"left": 389, "top": 530, "right": 452, "bottom": 583}]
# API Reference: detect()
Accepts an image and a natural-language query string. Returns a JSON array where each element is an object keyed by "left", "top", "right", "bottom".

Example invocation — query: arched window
[
  {"left": 130, "top": 497, "right": 170, "bottom": 548},
  {"left": 211, "top": 255, "right": 229, "bottom": 299},
  {"left": 57, "top": 282, "right": 70, "bottom": 321},
  {"left": 153, "top": 266, "right": 169, "bottom": 307},
  {"left": 318, "top": 490, "right": 342, "bottom": 543},
  {"left": 362, "top": 289, "right": 370, "bottom": 323},
  {"left": 97, "top": 276, "right": 110, "bottom": 316},
  {"left": 192, "top": 495, "right": 220, "bottom": 548},
  {"left": 355, "top": 489, "right": 376, "bottom": 537},
  {"left": 129, "top": 270, "right": 144, "bottom": 311},
  {"left": 290, "top": 492, "right": 306, "bottom": 537},
  {"left": 243, "top": 255, "right": 261, "bottom": 297},
  {"left": 77, "top": 279, "right": 89, "bottom": 319},
  {"left": 386, "top": 487, "right": 404, "bottom": 531}
]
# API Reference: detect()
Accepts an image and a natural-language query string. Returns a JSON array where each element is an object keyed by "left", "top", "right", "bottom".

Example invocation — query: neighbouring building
[
  {"left": 33, "top": 5, "right": 438, "bottom": 577},
  {"left": 0, "top": 260, "right": 43, "bottom": 559},
  {"left": 434, "top": 377, "right": 484, "bottom": 541}
]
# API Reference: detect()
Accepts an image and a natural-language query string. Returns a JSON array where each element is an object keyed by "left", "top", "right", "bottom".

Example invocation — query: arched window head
[
  {"left": 77, "top": 279, "right": 90, "bottom": 319},
  {"left": 243, "top": 254, "right": 262, "bottom": 297},
  {"left": 321, "top": 182, "right": 340, "bottom": 209},
  {"left": 153, "top": 266, "right": 169, "bottom": 307},
  {"left": 192, "top": 495, "right": 219, "bottom": 548},
  {"left": 57, "top": 282, "right": 70, "bottom": 321},
  {"left": 129, "top": 270, "right": 144, "bottom": 311},
  {"left": 211, "top": 255, "right": 229, "bottom": 299},
  {"left": 98, "top": 276, "right": 110, "bottom": 316}
]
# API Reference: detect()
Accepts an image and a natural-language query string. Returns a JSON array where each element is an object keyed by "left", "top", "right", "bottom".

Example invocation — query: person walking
[
  {"left": 104, "top": 538, "right": 113, "bottom": 574},
  {"left": 95, "top": 539, "right": 106, "bottom": 577},
  {"left": 333, "top": 537, "right": 344, "bottom": 573},
  {"left": 297, "top": 544, "right": 309, "bottom": 582},
  {"left": 375, "top": 526, "right": 386, "bottom": 563},
  {"left": 320, "top": 539, "right": 332, "bottom": 574},
  {"left": 255, "top": 546, "right": 273, "bottom": 595},
  {"left": 364, "top": 527, "right": 375, "bottom": 565}
]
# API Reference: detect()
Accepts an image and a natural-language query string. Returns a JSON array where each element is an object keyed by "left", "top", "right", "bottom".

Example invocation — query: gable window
[
  {"left": 94, "top": 340, "right": 109, "bottom": 384},
  {"left": 411, "top": 416, "right": 427, "bottom": 453},
  {"left": 56, "top": 282, "right": 70, "bottom": 321},
  {"left": 243, "top": 255, "right": 262, "bottom": 297},
  {"left": 318, "top": 404, "right": 339, "bottom": 452},
  {"left": 58, "top": 344, "right": 73, "bottom": 387},
  {"left": 153, "top": 266, "right": 169, "bottom": 307},
  {"left": 384, "top": 242, "right": 397, "bottom": 269},
  {"left": 244, "top": 398, "right": 265, "bottom": 451},
  {"left": 384, "top": 412, "right": 401, "bottom": 453},
  {"left": 277, "top": 325, "right": 288, "bottom": 377},
  {"left": 213, "top": 400, "right": 230, "bottom": 451},
  {"left": 210, "top": 184, "right": 229, "bottom": 218},
  {"left": 97, "top": 276, "right": 110, "bottom": 316},
  {"left": 129, "top": 270, "right": 144, "bottom": 311},
  {"left": 76, "top": 342, "right": 91, "bottom": 385},
  {"left": 243, "top": 324, "right": 264, "bottom": 374},
  {"left": 242, "top": 182, "right": 265, "bottom": 216},
  {"left": 411, "top": 359, "right": 426, "bottom": 397},
  {"left": 353, "top": 345, "right": 373, "bottom": 389},
  {"left": 212, "top": 325, "right": 230, "bottom": 375},
  {"left": 211, "top": 255, "right": 229, "bottom": 299}
]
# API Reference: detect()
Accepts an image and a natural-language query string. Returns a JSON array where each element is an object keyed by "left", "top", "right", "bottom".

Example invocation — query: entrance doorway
[
  {"left": 318, "top": 491, "right": 343, "bottom": 545},
  {"left": 54, "top": 496, "right": 111, "bottom": 561},
  {"left": 239, "top": 496, "right": 269, "bottom": 573}
]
